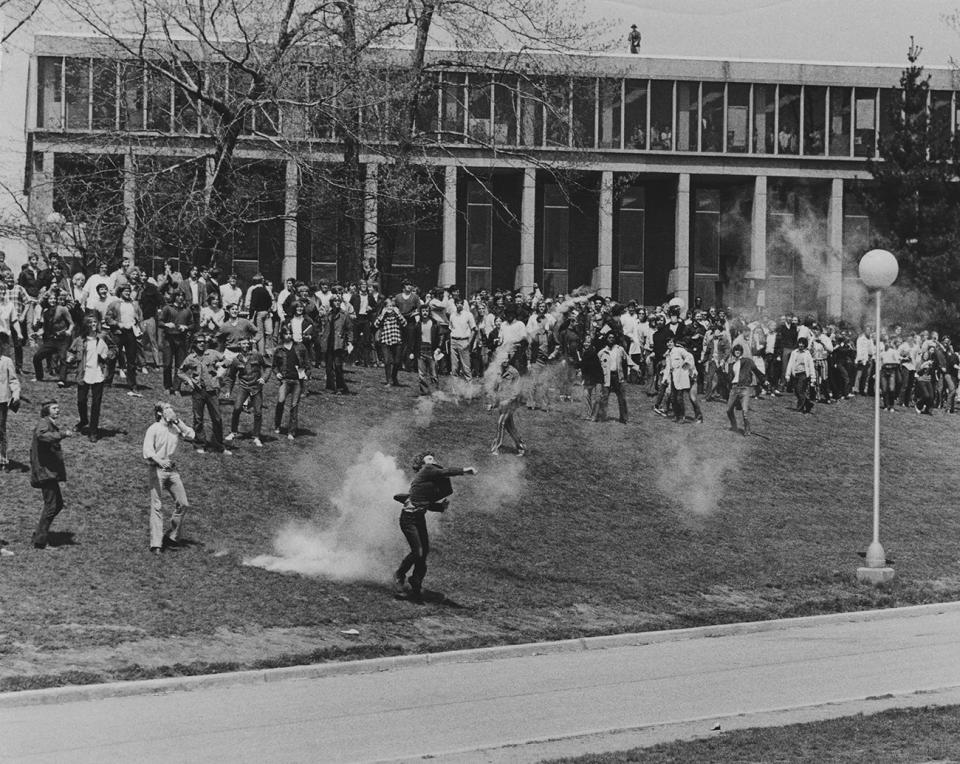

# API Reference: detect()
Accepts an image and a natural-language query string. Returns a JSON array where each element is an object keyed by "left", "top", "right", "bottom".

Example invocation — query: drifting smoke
[
  {"left": 654, "top": 437, "right": 745, "bottom": 517},
  {"left": 244, "top": 450, "right": 408, "bottom": 582}
]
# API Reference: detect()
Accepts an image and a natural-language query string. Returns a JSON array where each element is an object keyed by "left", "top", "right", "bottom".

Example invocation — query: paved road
[{"left": 5, "top": 606, "right": 960, "bottom": 763}]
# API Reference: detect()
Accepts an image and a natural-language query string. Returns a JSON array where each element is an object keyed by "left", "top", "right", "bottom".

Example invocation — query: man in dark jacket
[
  {"left": 30, "top": 399, "right": 70, "bottom": 548},
  {"left": 393, "top": 450, "right": 477, "bottom": 603},
  {"left": 409, "top": 304, "right": 440, "bottom": 396},
  {"left": 319, "top": 299, "right": 353, "bottom": 394}
]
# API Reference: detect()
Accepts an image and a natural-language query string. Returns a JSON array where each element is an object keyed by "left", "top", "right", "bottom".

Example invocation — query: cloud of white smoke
[{"left": 243, "top": 450, "right": 408, "bottom": 582}]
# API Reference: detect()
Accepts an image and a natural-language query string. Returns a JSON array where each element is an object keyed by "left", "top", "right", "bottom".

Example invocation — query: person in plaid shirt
[
  {"left": 1, "top": 272, "right": 29, "bottom": 372},
  {"left": 374, "top": 297, "right": 407, "bottom": 387}
]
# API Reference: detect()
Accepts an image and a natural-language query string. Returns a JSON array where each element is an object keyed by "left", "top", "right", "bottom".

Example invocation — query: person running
[
  {"left": 490, "top": 358, "right": 526, "bottom": 456},
  {"left": 142, "top": 401, "right": 196, "bottom": 555},
  {"left": 393, "top": 450, "right": 477, "bottom": 603},
  {"left": 725, "top": 344, "right": 766, "bottom": 436},
  {"left": 225, "top": 337, "right": 268, "bottom": 447},
  {"left": 30, "top": 399, "right": 71, "bottom": 549}
]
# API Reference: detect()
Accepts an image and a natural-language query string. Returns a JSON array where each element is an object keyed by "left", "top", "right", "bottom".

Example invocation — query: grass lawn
[
  {"left": 2, "top": 353, "right": 960, "bottom": 691},
  {"left": 548, "top": 704, "right": 960, "bottom": 762}
]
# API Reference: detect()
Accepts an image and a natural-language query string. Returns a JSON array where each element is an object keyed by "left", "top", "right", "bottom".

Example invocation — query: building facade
[{"left": 8, "top": 29, "right": 960, "bottom": 319}]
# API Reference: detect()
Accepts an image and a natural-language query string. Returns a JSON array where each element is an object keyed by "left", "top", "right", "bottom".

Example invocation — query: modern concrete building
[{"left": 4, "top": 18, "right": 957, "bottom": 318}]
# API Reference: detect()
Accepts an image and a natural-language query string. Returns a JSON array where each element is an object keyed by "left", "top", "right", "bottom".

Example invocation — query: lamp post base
[{"left": 856, "top": 566, "right": 895, "bottom": 585}]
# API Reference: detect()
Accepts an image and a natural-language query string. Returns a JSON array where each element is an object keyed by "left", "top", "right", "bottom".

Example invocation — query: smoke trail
[
  {"left": 243, "top": 450, "right": 408, "bottom": 582},
  {"left": 654, "top": 437, "right": 745, "bottom": 517}
]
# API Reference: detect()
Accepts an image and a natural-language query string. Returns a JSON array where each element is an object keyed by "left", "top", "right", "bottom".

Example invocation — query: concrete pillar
[
  {"left": 750, "top": 175, "right": 767, "bottom": 308},
  {"left": 674, "top": 173, "right": 690, "bottom": 307},
  {"left": 363, "top": 163, "right": 378, "bottom": 269},
  {"left": 597, "top": 170, "right": 614, "bottom": 296},
  {"left": 282, "top": 159, "right": 298, "bottom": 281},
  {"left": 440, "top": 165, "right": 458, "bottom": 286},
  {"left": 827, "top": 177, "right": 844, "bottom": 317},
  {"left": 518, "top": 167, "right": 536, "bottom": 291},
  {"left": 122, "top": 151, "right": 137, "bottom": 260}
]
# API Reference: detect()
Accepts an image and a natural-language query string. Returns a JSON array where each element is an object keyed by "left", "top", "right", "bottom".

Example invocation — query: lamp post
[{"left": 856, "top": 248, "right": 898, "bottom": 585}]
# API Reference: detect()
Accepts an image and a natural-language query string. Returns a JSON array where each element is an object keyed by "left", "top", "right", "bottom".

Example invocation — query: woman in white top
[{"left": 199, "top": 293, "right": 225, "bottom": 335}]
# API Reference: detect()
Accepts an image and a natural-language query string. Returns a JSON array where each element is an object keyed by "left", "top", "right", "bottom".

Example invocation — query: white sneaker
[
  {"left": 224, "top": 432, "right": 236, "bottom": 443},
  {"left": 0, "top": 548, "right": 13, "bottom": 557},
  {"left": 127, "top": 391, "right": 143, "bottom": 398},
  {"left": 222, "top": 449, "right": 233, "bottom": 456},
  {"left": 273, "top": 428, "right": 281, "bottom": 435},
  {"left": 287, "top": 434, "right": 295, "bottom": 441},
  {"left": 253, "top": 438, "right": 263, "bottom": 448}
]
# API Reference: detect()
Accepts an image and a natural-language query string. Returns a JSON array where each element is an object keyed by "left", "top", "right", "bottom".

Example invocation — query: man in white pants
[{"left": 142, "top": 401, "right": 196, "bottom": 555}]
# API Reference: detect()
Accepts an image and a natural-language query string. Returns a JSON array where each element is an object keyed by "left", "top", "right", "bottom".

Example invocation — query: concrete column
[
  {"left": 518, "top": 167, "right": 536, "bottom": 290},
  {"left": 827, "top": 177, "right": 844, "bottom": 317},
  {"left": 282, "top": 159, "right": 299, "bottom": 281},
  {"left": 122, "top": 151, "right": 137, "bottom": 259},
  {"left": 750, "top": 175, "right": 767, "bottom": 308},
  {"left": 597, "top": 170, "right": 614, "bottom": 296},
  {"left": 440, "top": 165, "right": 458, "bottom": 286},
  {"left": 363, "top": 163, "right": 378, "bottom": 268},
  {"left": 673, "top": 173, "right": 690, "bottom": 306}
]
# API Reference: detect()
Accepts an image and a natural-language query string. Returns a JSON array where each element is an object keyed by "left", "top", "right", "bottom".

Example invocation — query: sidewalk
[{"left": 5, "top": 603, "right": 960, "bottom": 763}]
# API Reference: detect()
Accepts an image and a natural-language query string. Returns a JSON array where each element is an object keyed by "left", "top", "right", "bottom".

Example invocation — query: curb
[{"left": 3, "top": 600, "right": 959, "bottom": 708}]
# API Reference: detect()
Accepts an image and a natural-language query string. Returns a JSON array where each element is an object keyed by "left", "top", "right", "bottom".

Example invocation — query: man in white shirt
[
  {"left": 82, "top": 263, "right": 112, "bottom": 308},
  {"left": 67, "top": 315, "right": 111, "bottom": 442},
  {"left": 142, "top": 400, "right": 196, "bottom": 555},
  {"left": 497, "top": 308, "right": 528, "bottom": 372},
  {"left": 219, "top": 273, "right": 243, "bottom": 310},
  {"left": 597, "top": 332, "right": 638, "bottom": 424},
  {"left": 448, "top": 297, "right": 477, "bottom": 381}
]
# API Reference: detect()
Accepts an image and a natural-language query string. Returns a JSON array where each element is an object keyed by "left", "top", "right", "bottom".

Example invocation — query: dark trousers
[
  {"left": 397, "top": 510, "right": 429, "bottom": 593},
  {"left": 727, "top": 385, "right": 752, "bottom": 431},
  {"left": 880, "top": 365, "right": 899, "bottom": 409},
  {"left": 163, "top": 336, "right": 188, "bottom": 391},
  {"left": 354, "top": 317, "right": 373, "bottom": 365},
  {"left": 599, "top": 374, "right": 628, "bottom": 423},
  {"left": 33, "top": 480, "right": 63, "bottom": 547},
  {"left": 192, "top": 389, "right": 225, "bottom": 451},
  {"left": 33, "top": 338, "right": 70, "bottom": 382},
  {"left": 116, "top": 328, "right": 139, "bottom": 390},
  {"left": 0, "top": 401, "right": 7, "bottom": 460},
  {"left": 794, "top": 372, "right": 813, "bottom": 412},
  {"left": 325, "top": 348, "right": 347, "bottom": 391},
  {"left": 382, "top": 343, "right": 402, "bottom": 384},
  {"left": 77, "top": 382, "right": 104, "bottom": 433},
  {"left": 231, "top": 386, "right": 263, "bottom": 438}
]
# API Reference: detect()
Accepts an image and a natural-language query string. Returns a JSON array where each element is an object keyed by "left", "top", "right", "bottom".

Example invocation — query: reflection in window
[
  {"left": 694, "top": 189, "right": 720, "bottom": 274},
  {"left": 280, "top": 64, "right": 309, "bottom": 139},
  {"left": 701, "top": 82, "right": 723, "bottom": 152},
  {"left": 649, "top": 80, "right": 672, "bottom": 150},
  {"left": 466, "top": 177, "right": 493, "bottom": 293},
  {"left": 145, "top": 70, "right": 172, "bottom": 132},
  {"left": 309, "top": 67, "right": 335, "bottom": 140},
  {"left": 37, "top": 57, "right": 63, "bottom": 129},
  {"left": 542, "top": 183, "right": 569, "bottom": 294},
  {"left": 753, "top": 84, "right": 775, "bottom": 154},
  {"left": 571, "top": 78, "right": 595, "bottom": 148},
  {"left": 829, "top": 86, "right": 851, "bottom": 156},
  {"left": 598, "top": 78, "right": 621, "bottom": 149},
  {"left": 930, "top": 90, "right": 952, "bottom": 152},
  {"left": 414, "top": 73, "right": 440, "bottom": 140},
  {"left": 545, "top": 76, "right": 570, "bottom": 147},
  {"left": 853, "top": 88, "right": 876, "bottom": 157},
  {"left": 119, "top": 62, "right": 144, "bottom": 131},
  {"left": 493, "top": 76, "right": 517, "bottom": 145},
  {"left": 618, "top": 186, "right": 644, "bottom": 272},
  {"left": 777, "top": 85, "right": 800, "bottom": 155},
  {"left": 65, "top": 58, "right": 90, "bottom": 130},
  {"left": 676, "top": 81, "right": 698, "bottom": 151},
  {"left": 468, "top": 73, "right": 492, "bottom": 143},
  {"left": 518, "top": 77, "right": 543, "bottom": 147},
  {"left": 878, "top": 88, "right": 898, "bottom": 151},
  {"left": 803, "top": 86, "right": 826, "bottom": 156},
  {"left": 624, "top": 79, "right": 647, "bottom": 149},
  {"left": 92, "top": 60, "right": 116, "bottom": 131},
  {"left": 441, "top": 72, "right": 465, "bottom": 141},
  {"left": 173, "top": 64, "right": 199, "bottom": 134},
  {"left": 726, "top": 83, "right": 749, "bottom": 153}
]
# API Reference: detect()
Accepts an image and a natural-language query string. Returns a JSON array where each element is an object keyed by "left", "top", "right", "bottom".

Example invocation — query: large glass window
[
  {"left": 173, "top": 65, "right": 200, "bottom": 134},
  {"left": 649, "top": 80, "right": 672, "bottom": 150},
  {"left": 726, "top": 83, "right": 749, "bottom": 153},
  {"left": 440, "top": 72, "right": 466, "bottom": 141},
  {"left": 37, "top": 57, "right": 63, "bottom": 129},
  {"left": 91, "top": 60, "right": 116, "bottom": 131},
  {"left": 309, "top": 66, "right": 335, "bottom": 140},
  {"left": 119, "top": 62, "right": 144, "bottom": 131},
  {"left": 853, "top": 87, "right": 876, "bottom": 157},
  {"left": 146, "top": 69, "right": 172, "bottom": 132},
  {"left": 777, "top": 85, "right": 800, "bottom": 154},
  {"left": 694, "top": 189, "right": 720, "bottom": 274},
  {"left": 467, "top": 73, "right": 492, "bottom": 143},
  {"left": 466, "top": 178, "right": 492, "bottom": 293},
  {"left": 542, "top": 183, "right": 569, "bottom": 296},
  {"left": 618, "top": 186, "right": 644, "bottom": 272},
  {"left": 878, "top": 88, "right": 898, "bottom": 150},
  {"left": 753, "top": 84, "right": 775, "bottom": 154},
  {"left": 493, "top": 76, "right": 517, "bottom": 145},
  {"left": 803, "top": 85, "right": 826, "bottom": 155},
  {"left": 598, "top": 78, "right": 621, "bottom": 149},
  {"left": 65, "top": 58, "right": 90, "bottom": 130},
  {"left": 624, "top": 79, "right": 647, "bottom": 149},
  {"left": 571, "top": 78, "right": 595, "bottom": 148},
  {"left": 930, "top": 90, "right": 952, "bottom": 141},
  {"left": 545, "top": 76, "right": 570, "bottom": 147},
  {"left": 518, "top": 77, "right": 543, "bottom": 147},
  {"left": 701, "top": 82, "right": 723, "bottom": 152},
  {"left": 829, "top": 86, "right": 851, "bottom": 156},
  {"left": 675, "top": 81, "right": 698, "bottom": 151},
  {"left": 414, "top": 73, "right": 440, "bottom": 139}
]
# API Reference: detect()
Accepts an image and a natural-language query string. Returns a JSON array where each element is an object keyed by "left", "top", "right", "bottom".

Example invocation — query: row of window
[{"left": 35, "top": 56, "right": 959, "bottom": 159}]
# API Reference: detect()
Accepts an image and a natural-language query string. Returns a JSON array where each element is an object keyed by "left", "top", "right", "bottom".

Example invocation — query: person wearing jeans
[
  {"left": 374, "top": 298, "right": 406, "bottom": 387},
  {"left": 32, "top": 292, "right": 73, "bottom": 385},
  {"left": 785, "top": 337, "right": 815, "bottom": 413},
  {"left": 143, "top": 400, "right": 196, "bottom": 554},
  {"left": 177, "top": 335, "right": 229, "bottom": 454},
  {"left": 726, "top": 344, "right": 766, "bottom": 436},
  {"left": 0, "top": 347, "right": 20, "bottom": 469},
  {"left": 105, "top": 284, "right": 144, "bottom": 396},
  {"left": 273, "top": 328, "right": 307, "bottom": 439},
  {"left": 30, "top": 400, "right": 70, "bottom": 549},
  {"left": 225, "top": 337, "right": 268, "bottom": 447}
]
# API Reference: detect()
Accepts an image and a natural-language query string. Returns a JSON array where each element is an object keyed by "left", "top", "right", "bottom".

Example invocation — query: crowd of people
[{"left": 0, "top": 248, "right": 956, "bottom": 553}]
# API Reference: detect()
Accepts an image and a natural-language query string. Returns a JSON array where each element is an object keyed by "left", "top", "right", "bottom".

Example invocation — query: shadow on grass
[
  {"left": 3, "top": 459, "right": 29, "bottom": 473},
  {"left": 46, "top": 532, "right": 78, "bottom": 548}
]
